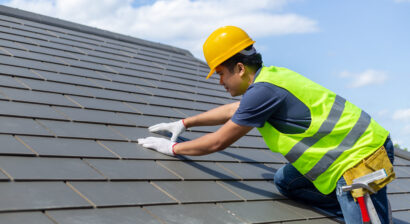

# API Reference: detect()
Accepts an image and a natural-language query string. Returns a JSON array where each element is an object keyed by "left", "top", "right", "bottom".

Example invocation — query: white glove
[
  {"left": 148, "top": 120, "right": 186, "bottom": 142},
  {"left": 137, "top": 137, "right": 177, "bottom": 156}
]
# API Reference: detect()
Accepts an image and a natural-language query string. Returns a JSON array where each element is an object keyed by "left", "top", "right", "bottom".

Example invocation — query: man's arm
[
  {"left": 173, "top": 119, "right": 252, "bottom": 156},
  {"left": 184, "top": 102, "right": 240, "bottom": 128}
]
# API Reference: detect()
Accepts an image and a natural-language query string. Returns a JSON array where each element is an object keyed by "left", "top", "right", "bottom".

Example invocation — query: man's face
[{"left": 215, "top": 64, "right": 249, "bottom": 97}]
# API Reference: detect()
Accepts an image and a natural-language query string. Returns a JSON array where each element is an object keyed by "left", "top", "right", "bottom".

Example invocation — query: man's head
[
  {"left": 215, "top": 46, "right": 262, "bottom": 97},
  {"left": 203, "top": 26, "right": 263, "bottom": 96}
]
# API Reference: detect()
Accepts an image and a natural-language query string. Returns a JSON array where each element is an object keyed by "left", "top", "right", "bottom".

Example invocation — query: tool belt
[{"left": 343, "top": 146, "right": 395, "bottom": 198}]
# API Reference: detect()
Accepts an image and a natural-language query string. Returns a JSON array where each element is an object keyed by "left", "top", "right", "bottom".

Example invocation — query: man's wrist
[{"left": 172, "top": 143, "right": 178, "bottom": 155}]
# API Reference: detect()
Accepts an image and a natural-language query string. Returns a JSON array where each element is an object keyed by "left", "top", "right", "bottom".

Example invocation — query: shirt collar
[{"left": 252, "top": 67, "right": 262, "bottom": 83}]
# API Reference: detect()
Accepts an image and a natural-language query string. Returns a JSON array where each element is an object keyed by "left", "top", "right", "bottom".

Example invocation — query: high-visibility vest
[{"left": 255, "top": 66, "right": 389, "bottom": 194}]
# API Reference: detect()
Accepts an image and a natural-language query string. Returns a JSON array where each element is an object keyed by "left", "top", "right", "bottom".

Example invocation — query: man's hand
[
  {"left": 148, "top": 120, "right": 186, "bottom": 142},
  {"left": 137, "top": 137, "right": 177, "bottom": 156}
]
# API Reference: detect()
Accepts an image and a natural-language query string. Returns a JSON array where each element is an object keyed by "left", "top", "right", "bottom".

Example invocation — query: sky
[{"left": 1, "top": 0, "right": 410, "bottom": 150}]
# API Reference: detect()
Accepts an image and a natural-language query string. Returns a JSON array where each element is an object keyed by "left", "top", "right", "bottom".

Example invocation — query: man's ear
[{"left": 236, "top": 62, "right": 246, "bottom": 77}]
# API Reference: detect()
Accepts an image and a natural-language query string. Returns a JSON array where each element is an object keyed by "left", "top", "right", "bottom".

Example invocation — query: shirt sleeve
[{"left": 231, "top": 82, "right": 287, "bottom": 128}]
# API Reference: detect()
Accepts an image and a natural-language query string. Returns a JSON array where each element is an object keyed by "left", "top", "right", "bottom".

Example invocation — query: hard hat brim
[{"left": 206, "top": 68, "right": 215, "bottom": 80}]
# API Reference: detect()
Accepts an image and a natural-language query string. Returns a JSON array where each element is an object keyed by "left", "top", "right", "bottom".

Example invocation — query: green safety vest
[{"left": 255, "top": 66, "right": 389, "bottom": 194}]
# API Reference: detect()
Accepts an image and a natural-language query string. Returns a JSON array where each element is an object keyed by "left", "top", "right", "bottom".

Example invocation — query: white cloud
[
  {"left": 393, "top": 108, "right": 410, "bottom": 121},
  {"left": 339, "top": 69, "right": 388, "bottom": 88},
  {"left": 4, "top": 0, "right": 318, "bottom": 59}
]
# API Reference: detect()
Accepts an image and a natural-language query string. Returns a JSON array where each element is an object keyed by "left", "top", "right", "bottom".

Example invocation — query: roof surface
[{"left": 0, "top": 5, "right": 409, "bottom": 224}]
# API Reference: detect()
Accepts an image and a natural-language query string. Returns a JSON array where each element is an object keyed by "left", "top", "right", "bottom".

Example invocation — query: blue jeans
[{"left": 274, "top": 137, "right": 394, "bottom": 224}]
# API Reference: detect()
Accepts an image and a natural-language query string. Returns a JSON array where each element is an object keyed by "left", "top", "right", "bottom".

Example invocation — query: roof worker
[{"left": 138, "top": 26, "right": 395, "bottom": 224}]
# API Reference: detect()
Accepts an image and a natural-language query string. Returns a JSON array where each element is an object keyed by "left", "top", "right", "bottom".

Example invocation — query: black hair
[{"left": 220, "top": 45, "right": 263, "bottom": 73}]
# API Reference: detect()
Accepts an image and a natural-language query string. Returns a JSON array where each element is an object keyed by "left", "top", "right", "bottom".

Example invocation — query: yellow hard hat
[{"left": 203, "top": 26, "right": 255, "bottom": 79}]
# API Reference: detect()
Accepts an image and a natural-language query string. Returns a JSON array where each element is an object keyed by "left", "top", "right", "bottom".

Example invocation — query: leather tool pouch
[{"left": 343, "top": 146, "right": 395, "bottom": 198}]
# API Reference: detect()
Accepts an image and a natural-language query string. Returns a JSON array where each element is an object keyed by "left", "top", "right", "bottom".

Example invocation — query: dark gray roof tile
[
  {"left": 0, "top": 134, "right": 34, "bottom": 156},
  {"left": 125, "top": 102, "right": 184, "bottom": 118},
  {"left": 0, "top": 182, "right": 91, "bottom": 212},
  {"left": 219, "top": 201, "right": 307, "bottom": 223},
  {"left": 0, "top": 156, "right": 105, "bottom": 180},
  {"left": 18, "top": 136, "right": 116, "bottom": 158},
  {"left": 389, "top": 194, "right": 410, "bottom": 211},
  {"left": 0, "top": 87, "right": 80, "bottom": 107},
  {"left": 70, "top": 181, "right": 177, "bottom": 207},
  {"left": 117, "top": 113, "right": 172, "bottom": 128},
  {"left": 46, "top": 207, "right": 162, "bottom": 224},
  {"left": 0, "top": 64, "right": 40, "bottom": 80},
  {"left": 0, "top": 116, "right": 52, "bottom": 136},
  {"left": 98, "top": 140, "right": 175, "bottom": 160},
  {"left": 0, "top": 74, "right": 27, "bottom": 89},
  {"left": 85, "top": 159, "right": 180, "bottom": 180},
  {"left": 218, "top": 162, "right": 276, "bottom": 180},
  {"left": 392, "top": 211, "right": 410, "bottom": 224},
  {"left": 18, "top": 77, "right": 92, "bottom": 96},
  {"left": 145, "top": 204, "right": 247, "bottom": 224},
  {"left": 157, "top": 161, "right": 241, "bottom": 180},
  {"left": 217, "top": 180, "right": 284, "bottom": 200},
  {"left": 67, "top": 95, "right": 139, "bottom": 113},
  {"left": 222, "top": 148, "right": 285, "bottom": 163},
  {"left": 37, "top": 119, "right": 127, "bottom": 140},
  {"left": 53, "top": 106, "right": 131, "bottom": 126},
  {"left": 152, "top": 181, "right": 242, "bottom": 203},
  {"left": 0, "top": 100, "right": 67, "bottom": 120},
  {"left": 0, "top": 212, "right": 55, "bottom": 224}
]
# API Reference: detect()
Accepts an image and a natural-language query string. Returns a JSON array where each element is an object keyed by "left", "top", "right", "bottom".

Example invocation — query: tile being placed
[
  {"left": 98, "top": 141, "right": 176, "bottom": 160},
  {"left": 53, "top": 106, "right": 131, "bottom": 126},
  {"left": 145, "top": 204, "right": 247, "bottom": 224},
  {"left": 0, "top": 116, "right": 51, "bottom": 136},
  {"left": 219, "top": 201, "right": 306, "bottom": 223},
  {"left": 157, "top": 161, "right": 240, "bottom": 180},
  {"left": 18, "top": 136, "right": 116, "bottom": 158},
  {"left": 69, "top": 181, "right": 176, "bottom": 207},
  {"left": 0, "top": 134, "right": 34, "bottom": 155},
  {"left": 0, "top": 212, "right": 55, "bottom": 224},
  {"left": 47, "top": 207, "right": 162, "bottom": 224},
  {"left": 217, "top": 162, "right": 276, "bottom": 180},
  {"left": 37, "top": 119, "right": 126, "bottom": 140},
  {"left": 0, "top": 87, "right": 79, "bottom": 107},
  {"left": 0, "top": 156, "right": 105, "bottom": 180},
  {"left": 0, "top": 182, "right": 91, "bottom": 212},
  {"left": 152, "top": 181, "right": 241, "bottom": 203},
  {"left": 84, "top": 159, "right": 180, "bottom": 180},
  {"left": 218, "top": 180, "right": 284, "bottom": 200},
  {"left": 0, "top": 101, "right": 67, "bottom": 120}
]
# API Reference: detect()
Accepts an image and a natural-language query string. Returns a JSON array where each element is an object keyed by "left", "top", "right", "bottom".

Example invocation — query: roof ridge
[{"left": 0, "top": 5, "right": 194, "bottom": 58}]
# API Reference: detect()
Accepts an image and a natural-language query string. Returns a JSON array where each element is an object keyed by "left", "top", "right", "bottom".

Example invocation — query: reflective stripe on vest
[{"left": 255, "top": 66, "right": 389, "bottom": 194}]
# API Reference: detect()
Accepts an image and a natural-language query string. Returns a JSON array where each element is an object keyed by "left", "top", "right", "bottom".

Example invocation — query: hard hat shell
[{"left": 203, "top": 26, "right": 255, "bottom": 79}]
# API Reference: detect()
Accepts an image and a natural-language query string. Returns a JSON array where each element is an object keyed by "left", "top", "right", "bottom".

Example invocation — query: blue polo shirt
[{"left": 231, "top": 69, "right": 312, "bottom": 134}]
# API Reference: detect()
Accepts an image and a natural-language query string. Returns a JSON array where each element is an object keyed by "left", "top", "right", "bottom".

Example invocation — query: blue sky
[{"left": 1, "top": 0, "right": 409, "bottom": 149}]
